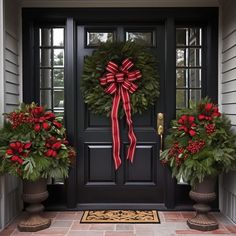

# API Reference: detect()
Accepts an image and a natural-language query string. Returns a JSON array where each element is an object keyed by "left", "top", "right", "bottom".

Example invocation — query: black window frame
[
  {"left": 38, "top": 25, "right": 65, "bottom": 117},
  {"left": 175, "top": 26, "right": 205, "bottom": 110}
]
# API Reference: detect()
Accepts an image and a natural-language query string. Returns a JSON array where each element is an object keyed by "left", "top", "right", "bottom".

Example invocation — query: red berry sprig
[
  {"left": 186, "top": 140, "right": 205, "bottom": 154},
  {"left": 6, "top": 112, "right": 33, "bottom": 129}
]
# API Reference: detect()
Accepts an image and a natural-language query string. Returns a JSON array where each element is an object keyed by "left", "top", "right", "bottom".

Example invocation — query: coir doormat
[{"left": 81, "top": 210, "right": 160, "bottom": 223}]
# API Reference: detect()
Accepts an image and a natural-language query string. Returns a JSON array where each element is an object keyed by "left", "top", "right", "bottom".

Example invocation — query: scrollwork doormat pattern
[{"left": 80, "top": 210, "right": 160, "bottom": 223}]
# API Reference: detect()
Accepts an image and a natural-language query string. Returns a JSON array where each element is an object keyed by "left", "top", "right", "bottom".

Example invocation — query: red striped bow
[{"left": 99, "top": 58, "right": 142, "bottom": 170}]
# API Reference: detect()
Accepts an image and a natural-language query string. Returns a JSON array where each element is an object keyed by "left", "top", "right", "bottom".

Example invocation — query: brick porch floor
[{"left": 1, "top": 211, "right": 236, "bottom": 236}]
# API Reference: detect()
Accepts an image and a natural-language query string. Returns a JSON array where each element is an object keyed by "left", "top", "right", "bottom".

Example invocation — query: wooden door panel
[
  {"left": 87, "top": 112, "right": 110, "bottom": 128},
  {"left": 85, "top": 144, "right": 116, "bottom": 184},
  {"left": 132, "top": 108, "right": 154, "bottom": 127},
  {"left": 124, "top": 144, "right": 156, "bottom": 184}
]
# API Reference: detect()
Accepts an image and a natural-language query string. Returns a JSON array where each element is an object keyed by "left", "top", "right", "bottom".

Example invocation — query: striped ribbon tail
[
  {"left": 111, "top": 87, "right": 122, "bottom": 170},
  {"left": 121, "top": 88, "right": 137, "bottom": 163}
]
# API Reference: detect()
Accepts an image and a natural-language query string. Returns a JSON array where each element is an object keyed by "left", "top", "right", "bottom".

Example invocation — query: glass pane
[
  {"left": 53, "top": 178, "right": 64, "bottom": 184},
  {"left": 189, "top": 48, "right": 201, "bottom": 67},
  {"left": 54, "top": 108, "right": 64, "bottom": 119},
  {"left": 40, "top": 90, "right": 52, "bottom": 109},
  {"left": 40, "top": 28, "right": 51, "bottom": 47},
  {"left": 87, "top": 32, "right": 114, "bottom": 46},
  {"left": 40, "top": 69, "right": 52, "bottom": 88},
  {"left": 176, "top": 48, "right": 187, "bottom": 67},
  {"left": 189, "top": 69, "right": 201, "bottom": 88},
  {"left": 40, "top": 49, "right": 51, "bottom": 67},
  {"left": 53, "top": 69, "right": 64, "bottom": 87},
  {"left": 176, "top": 89, "right": 188, "bottom": 109},
  {"left": 53, "top": 49, "right": 64, "bottom": 67},
  {"left": 53, "top": 90, "right": 64, "bottom": 109},
  {"left": 189, "top": 28, "right": 202, "bottom": 46},
  {"left": 176, "top": 28, "right": 187, "bottom": 46},
  {"left": 126, "top": 32, "right": 153, "bottom": 46},
  {"left": 176, "top": 69, "right": 188, "bottom": 88},
  {"left": 53, "top": 28, "right": 64, "bottom": 46},
  {"left": 190, "top": 89, "right": 201, "bottom": 102}
]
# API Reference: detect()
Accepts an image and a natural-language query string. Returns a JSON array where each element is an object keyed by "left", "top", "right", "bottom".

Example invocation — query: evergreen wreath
[{"left": 81, "top": 41, "right": 160, "bottom": 117}]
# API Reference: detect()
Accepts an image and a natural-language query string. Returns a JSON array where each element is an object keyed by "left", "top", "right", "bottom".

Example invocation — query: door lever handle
[{"left": 157, "top": 113, "right": 164, "bottom": 154}]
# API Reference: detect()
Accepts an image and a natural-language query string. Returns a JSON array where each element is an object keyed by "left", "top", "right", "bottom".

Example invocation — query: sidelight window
[
  {"left": 39, "top": 27, "right": 65, "bottom": 118},
  {"left": 176, "top": 27, "right": 203, "bottom": 110}
]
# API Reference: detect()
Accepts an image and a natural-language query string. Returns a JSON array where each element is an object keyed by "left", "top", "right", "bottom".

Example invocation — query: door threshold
[
  {"left": 76, "top": 203, "right": 167, "bottom": 210},
  {"left": 45, "top": 203, "right": 167, "bottom": 211},
  {"left": 45, "top": 203, "right": 219, "bottom": 211}
]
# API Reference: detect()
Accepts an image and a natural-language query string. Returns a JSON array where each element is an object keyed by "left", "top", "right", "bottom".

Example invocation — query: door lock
[{"left": 157, "top": 113, "right": 164, "bottom": 154}]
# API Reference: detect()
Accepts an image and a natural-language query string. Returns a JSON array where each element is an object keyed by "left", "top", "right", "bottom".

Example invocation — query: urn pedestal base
[
  {"left": 188, "top": 185, "right": 218, "bottom": 231},
  {"left": 187, "top": 202, "right": 218, "bottom": 231},
  {"left": 187, "top": 213, "right": 218, "bottom": 231},
  {"left": 18, "top": 215, "right": 51, "bottom": 232},
  {"left": 18, "top": 179, "right": 51, "bottom": 232}
]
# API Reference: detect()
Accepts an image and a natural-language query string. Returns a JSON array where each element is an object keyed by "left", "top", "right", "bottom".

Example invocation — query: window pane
[
  {"left": 40, "top": 69, "right": 52, "bottom": 88},
  {"left": 40, "top": 49, "right": 51, "bottom": 67},
  {"left": 176, "top": 28, "right": 187, "bottom": 46},
  {"left": 54, "top": 108, "right": 64, "bottom": 118},
  {"left": 40, "top": 28, "right": 51, "bottom": 47},
  {"left": 176, "top": 69, "right": 188, "bottom": 88},
  {"left": 53, "top": 90, "right": 64, "bottom": 109},
  {"left": 53, "top": 49, "right": 64, "bottom": 67},
  {"left": 53, "top": 178, "right": 64, "bottom": 184},
  {"left": 176, "top": 89, "right": 188, "bottom": 109},
  {"left": 126, "top": 32, "right": 153, "bottom": 46},
  {"left": 190, "top": 89, "right": 201, "bottom": 102},
  {"left": 176, "top": 48, "right": 187, "bottom": 67},
  {"left": 40, "top": 90, "right": 52, "bottom": 109},
  {"left": 87, "top": 32, "right": 114, "bottom": 46},
  {"left": 176, "top": 27, "right": 203, "bottom": 112},
  {"left": 53, "top": 69, "right": 64, "bottom": 87},
  {"left": 53, "top": 28, "right": 64, "bottom": 46},
  {"left": 54, "top": 107, "right": 64, "bottom": 115},
  {"left": 189, "top": 28, "right": 202, "bottom": 46},
  {"left": 39, "top": 26, "right": 65, "bottom": 186},
  {"left": 189, "top": 48, "right": 201, "bottom": 67},
  {"left": 189, "top": 69, "right": 201, "bottom": 88}
]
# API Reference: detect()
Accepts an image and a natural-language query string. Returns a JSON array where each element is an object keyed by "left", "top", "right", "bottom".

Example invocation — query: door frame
[{"left": 22, "top": 7, "right": 218, "bottom": 209}]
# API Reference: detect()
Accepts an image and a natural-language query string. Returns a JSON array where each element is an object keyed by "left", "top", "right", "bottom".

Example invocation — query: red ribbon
[{"left": 99, "top": 58, "right": 142, "bottom": 170}]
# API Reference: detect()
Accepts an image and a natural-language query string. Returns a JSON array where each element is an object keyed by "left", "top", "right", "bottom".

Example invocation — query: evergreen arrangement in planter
[
  {"left": 0, "top": 103, "right": 76, "bottom": 180},
  {"left": 160, "top": 98, "right": 236, "bottom": 231},
  {"left": 160, "top": 98, "right": 236, "bottom": 187},
  {"left": 0, "top": 103, "right": 76, "bottom": 232}
]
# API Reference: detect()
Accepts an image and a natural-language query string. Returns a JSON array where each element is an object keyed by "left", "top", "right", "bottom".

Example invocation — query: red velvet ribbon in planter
[{"left": 99, "top": 58, "right": 142, "bottom": 170}]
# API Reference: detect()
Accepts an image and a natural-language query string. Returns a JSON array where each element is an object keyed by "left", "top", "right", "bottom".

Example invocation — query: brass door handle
[{"left": 157, "top": 113, "right": 164, "bottom": 154}]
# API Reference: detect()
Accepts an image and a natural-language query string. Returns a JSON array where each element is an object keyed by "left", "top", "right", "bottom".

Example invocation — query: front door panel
[{"left": 77, "top": 24, "right": 165, "bottom": 206}]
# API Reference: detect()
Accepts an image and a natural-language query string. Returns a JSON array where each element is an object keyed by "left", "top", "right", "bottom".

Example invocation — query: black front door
[{"left": 76, "top": 24, "right": 166, "bottom": 208}]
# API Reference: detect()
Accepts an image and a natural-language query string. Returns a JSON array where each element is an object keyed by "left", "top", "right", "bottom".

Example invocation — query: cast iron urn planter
[
  {"left": 187, "top": 176, "right": 218, "bottom": 231},
  {"left": 18, "top": 178, "right": 51, "bottom": 232}
]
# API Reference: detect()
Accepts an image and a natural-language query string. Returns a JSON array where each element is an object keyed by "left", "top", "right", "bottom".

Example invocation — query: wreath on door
[
  {"left": 81, "top": 41, "right": 160, "bottom": 170},
  {"left": 81, "top": 41, "right": 160, "bottom": 117}
]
